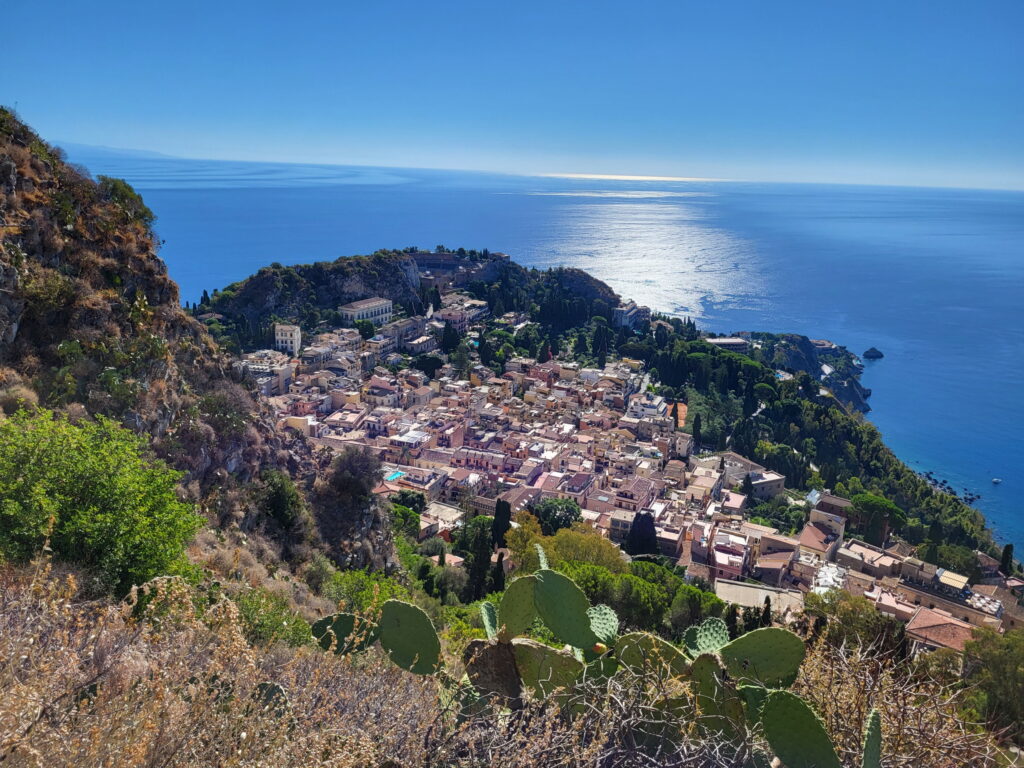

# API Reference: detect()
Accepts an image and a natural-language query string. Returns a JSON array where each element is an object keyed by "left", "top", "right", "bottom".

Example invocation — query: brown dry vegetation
[{"left": 0, "top": 563, "right": 1000, "bottom": 768}]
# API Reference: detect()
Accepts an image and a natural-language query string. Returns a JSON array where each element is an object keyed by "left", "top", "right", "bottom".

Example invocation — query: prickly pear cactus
[
  {"left": 614, "top": 631, "right": 690, "bottom": 678},
  {"left": 689, "top": 653, "right": 744, "bottom": 738},
  {"left": 311, "top": 612, "right": 379, "bottom": 655},
  {"left": 683, "top": 625, "right": 700, "bottom": 654},
  {"left": 378, "top": 600, "right": 441, "bottom": 675},
  {"left": 862, "top": 708, "right": 882, "bottom": 768},
  {"left": 533, "top": 569, "right": 599, "bottom": 649},
  {"left": 480, "top": 600, "right": 499, "bottom": 641},
  {"left": 512, "top": 637, "right": 583, "bottom": 699},
  {"left": 737, "top": 683, "right": 769, "bottom": 725},
  {"left": 462, "top": 638, "right": 523, "bottom": 703},
  {"left": 719, "top": 627, "right": 805, "bottom": 687},
  {"left": 587, "top": 604, "right": 619, "bottom": 646},
  {"left": 760, "top": 690, "right": 841, "bottom": 768},
  {"left": 694, "top": 617, "right": 730, "bottom": 653},
  {"left": 499, "top": 575, "right": 537, "bottom": 638}
]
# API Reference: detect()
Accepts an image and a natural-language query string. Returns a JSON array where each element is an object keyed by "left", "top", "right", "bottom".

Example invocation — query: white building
[
  {"left": 274, "top": 324, "right": 302, "bottom": 356},
  {"left": 340, "top": 297, "right": 393, "bottom": 327}
]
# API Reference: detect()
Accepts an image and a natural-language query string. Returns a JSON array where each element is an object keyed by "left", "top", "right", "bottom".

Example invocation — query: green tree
[
  {"left": 454, "top": 515, "right": 494, "bottom": 601},
  {"left": 625, "top": 511, "right": 659, "bottom": 556},
  {"left": 319, "top": 447, "right": 382, "bottom": 510},
  {"left": 669, "top": 583, "right": 724, "bottom": 635},
  {"left": 692, "top": 412, "right": 702, "bottom": 448},
  {"left": 760, "top": 596, "right": 772, "bottom": 627},
  {"left": 259, "top": 469, "right": 304, "bottom": 528},
  {"left": 1000, "top": 543, "right": 1015, "bottom": 575},
  {"left": 851, "top": 493, "right": 907, "bottom": 546},
  {"left": 964, "top": 629, "right": 1024, "bottom": 744},
  {"left": 451, "top": 342, "right": 471, "bottom": 377},
  {"left": 0, "top": 409, "right": 202, "bottom": 594},
  {"left": 531, "top": 497, "right": 581, "bottom": 536},
  {"left": 440, "top": 321, "right": 460, "bottom": 353},
  {"left": 394, "top": 489, "right": 427, "bottom": 514},
  {"left": 391, "top": 504, "right": 420, "bottom": 538},
  {"left": 491, "top": 498, "right": 512, "bottom": 547},
  {"left": 354, "top": 319, "right": 375, "bottom": 340}
]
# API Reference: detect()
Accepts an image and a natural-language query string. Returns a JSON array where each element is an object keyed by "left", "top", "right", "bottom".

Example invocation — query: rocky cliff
[{"left": 0, "top": 109, "right": 392, "bottom": 575}]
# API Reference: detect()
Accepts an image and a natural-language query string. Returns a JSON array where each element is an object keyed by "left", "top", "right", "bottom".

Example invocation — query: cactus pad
[
  {"left": 760, "top": 690, "right": 841, "bottom": 768},
  {"left": 614, "top": 632, "right": 690, "bottom": 678},
  {"left": 378, "top": 600, "right": 441, "bottom": 675},
  {"left": 862, "top": 708, "right": 882, "bottom": 768},
  {"left": 533, "top": 569, "right": 599, "bottom": 649},
  {"left": 498, "top": 575, "right": 537, "bottom": 638},
  {"left": 463, "top": 638, "right": 522, "bottom": 703},
  {"left": 737, "top": 684, "right": 769, "bottom": 725},
  {"left": 720, "top": 627, "right": 805, "bottom": 687},
  {"left": 311, "top": 612, "right": 379, "bottom": 655},
  {"left": 480, "top": 601, "right": 499, "bottom": 640},
  {"left": 682, "top": 625, "right": 700, "bottom": 654},
  {"left": 587, "top": 603, "right": 619, "bottom": 645},
  {"left": 690, "top": 653, "right": 744, "bottom": 737},
  {"left": 512, "top": 637, "right": 583, "bottom": 698},
  {"left": 695, "top": 617, "right": 730, "bottom": 653}
]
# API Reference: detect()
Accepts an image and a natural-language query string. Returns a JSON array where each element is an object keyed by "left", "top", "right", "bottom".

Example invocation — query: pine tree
[
  {"left": 491, "top": 499, "right": 512, "bottom": 548},
  {"left": 725, "top": 603, "right": 741, "bottom": 639},
  {"left": 1001, "top": 543, "right": 1015, "bottom": 575},
  {"left": 625, "top": 511, "right": 659, "bottom": 556}
]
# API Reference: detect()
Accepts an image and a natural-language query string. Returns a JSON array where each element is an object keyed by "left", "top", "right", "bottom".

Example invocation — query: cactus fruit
[
  {"left": 760, "top": 690, "right": 841, "bottom": 768},
  {"left": 512, "top": 637, "right": 583, "bottom": 699},
  {"left": 615, "top": 632, "right": 690, "bottom": 678},
  {"left": 378, "top": 600, "right": 442, "bottom": 675},
  {"left": 462, "top": 638, "right": 523, "bottom": 703},
  {"left": 535, "top": 543, "right": 549, "bottom": 569},
  {"left": 311, "top": 612, "right": 378, "bottom": 655},
  {"left": 533, "top": 569, "right": 599, "bottom": 649},
  {"left": 498, "top": 575, "right": 538, "bottom": 638},
  {"left": 480, "top": 600, "right": 499, "bottom": 641},
  {"left": 694, "top": 617, "right": 730, "bottom": 653},
  {"left": 862, "top": 708, "right": 882, "bottom": 768},
  {"left": 587, "top": 603, "right": 619, "bottom": 645},
  {"left": 719, "top": 627, "right": 805, "bottom": 687}
]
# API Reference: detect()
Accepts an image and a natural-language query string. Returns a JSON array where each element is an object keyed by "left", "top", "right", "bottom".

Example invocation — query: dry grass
[
  {"left": 0, "top": 564, "right": 746, "bottom": 767},
  {"left": 793, "top": 639, "right": 998, "bottom": 767},
  {"left": 0, "top": 563, "right": 999, "bottom": 767}
]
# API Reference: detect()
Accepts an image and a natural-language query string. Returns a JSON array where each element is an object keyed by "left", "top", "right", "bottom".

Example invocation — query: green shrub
[
  {"left": 0, "top": 409, "right": 202, "bottom": 594},
  {"left": 234, "top": 587, "right": 311, "bottom": 647}
]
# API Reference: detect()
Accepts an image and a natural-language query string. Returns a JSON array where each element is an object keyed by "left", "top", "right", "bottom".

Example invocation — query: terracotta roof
[{"left": 905, "top": 607, "right": 974, "bottom": 652}]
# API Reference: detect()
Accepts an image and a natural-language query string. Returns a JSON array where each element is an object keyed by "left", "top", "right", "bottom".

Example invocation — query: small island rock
[{"left": 863, "top": 347, "right": 884, "bottom": 360}]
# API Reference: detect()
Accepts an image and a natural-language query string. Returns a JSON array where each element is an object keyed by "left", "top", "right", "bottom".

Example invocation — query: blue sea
[{"left": 66, "top": 148, "right": 1024, "bottom": 549}]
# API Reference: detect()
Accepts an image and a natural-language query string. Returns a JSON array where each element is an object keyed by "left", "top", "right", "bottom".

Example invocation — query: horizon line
[{"left": 57, "top": 139, "right": 1024, "bottom": 194}]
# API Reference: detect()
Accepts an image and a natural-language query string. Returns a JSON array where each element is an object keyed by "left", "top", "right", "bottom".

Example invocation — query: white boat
[{"left": 992, "top": 478, "right": 1002, "bottom": 484}]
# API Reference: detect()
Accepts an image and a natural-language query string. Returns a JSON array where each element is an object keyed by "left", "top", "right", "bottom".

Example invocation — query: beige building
[
  {"left": 274, "top": 323, "right": 302, "bottom": 355},
  {"left": 340, "top": 297, "right": 393, "bottom": 326}
]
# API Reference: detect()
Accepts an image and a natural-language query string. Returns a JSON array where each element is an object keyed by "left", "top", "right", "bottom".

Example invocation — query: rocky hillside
[
  {"left": 198, "top": 251, "right": 425, "bottom": 349},
  {"left": 0, "top": 109, "right": 393, "bottom": 581}
]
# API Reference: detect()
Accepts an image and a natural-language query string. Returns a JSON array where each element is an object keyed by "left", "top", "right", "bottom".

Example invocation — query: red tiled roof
[{"left": 905, "top": 607, "right": 974, "bottom": 652}]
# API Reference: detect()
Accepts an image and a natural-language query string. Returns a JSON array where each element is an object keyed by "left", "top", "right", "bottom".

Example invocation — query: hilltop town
[{"left": 229, "top": 250, "right": 1022, "bottom": 659}]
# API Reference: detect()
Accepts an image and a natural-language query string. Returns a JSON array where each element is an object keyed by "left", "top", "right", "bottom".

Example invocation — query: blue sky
[{"left": 3, "top": 0, "right": 1023, "bottom": 188}]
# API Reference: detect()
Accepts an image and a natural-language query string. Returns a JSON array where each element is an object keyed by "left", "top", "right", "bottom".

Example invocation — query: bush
[
  {"left": 0, "top": 409, "right": 202, "bottom": 594},
  {"left": 234, "top": 586, "right": 311, "bottom": 647},
  {"left": 259, "top": 469, "right": 305, "bottom": 528}
]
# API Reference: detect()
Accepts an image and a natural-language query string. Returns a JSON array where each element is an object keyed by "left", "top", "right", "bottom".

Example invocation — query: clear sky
[{"left": 3, "top": 0, "right": 1023, "bottom": 189}]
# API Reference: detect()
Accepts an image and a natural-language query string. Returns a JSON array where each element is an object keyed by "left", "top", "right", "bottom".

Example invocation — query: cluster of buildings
[{"left": 243, "top": 286, "right": 1020, "bottom": 659}]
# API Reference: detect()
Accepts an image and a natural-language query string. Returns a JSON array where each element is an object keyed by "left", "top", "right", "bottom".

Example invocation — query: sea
[{"left": 64, "top": 147, "right": 1024, "bottom": 550}]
